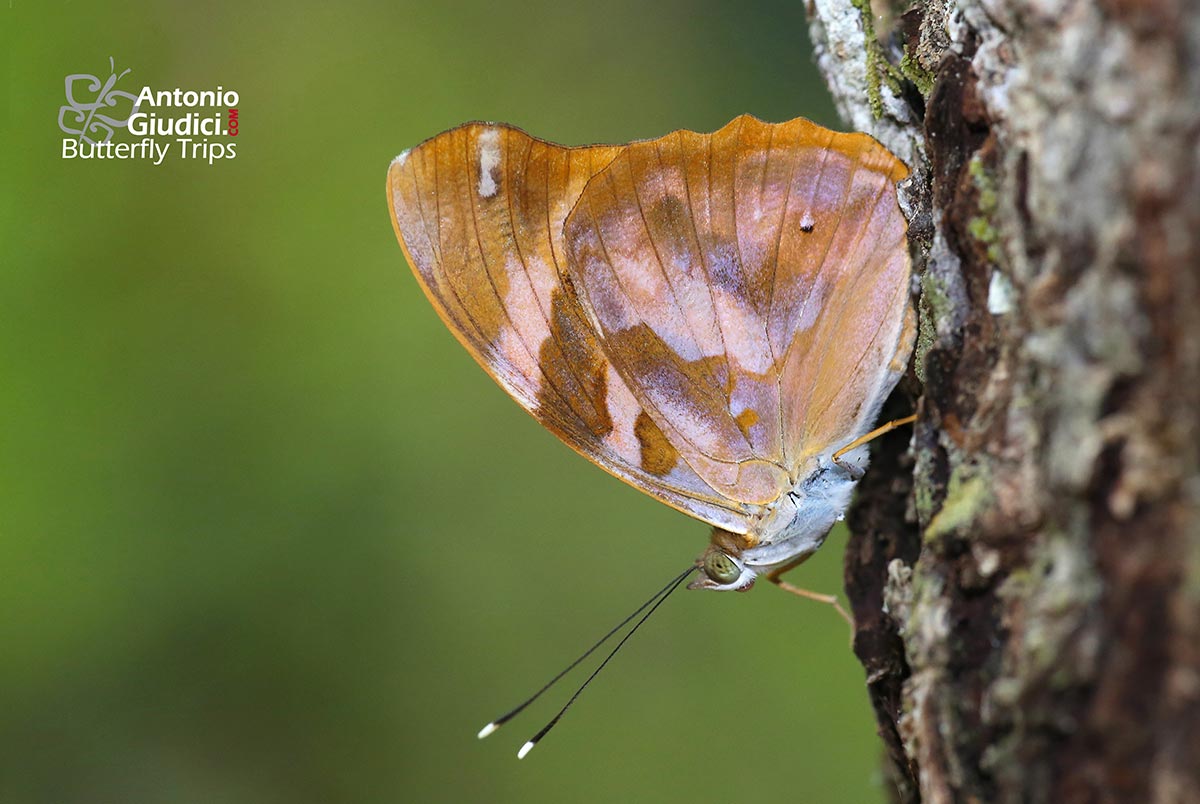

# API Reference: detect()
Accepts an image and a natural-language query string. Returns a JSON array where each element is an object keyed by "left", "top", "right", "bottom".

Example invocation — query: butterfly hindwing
[{"left": 562, "top": 115, "right": 913, "bottom": 503}]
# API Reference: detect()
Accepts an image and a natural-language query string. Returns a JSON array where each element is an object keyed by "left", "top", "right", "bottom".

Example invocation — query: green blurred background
[{"left": 2, "top": 2, "right": 887, "bottom": 802}]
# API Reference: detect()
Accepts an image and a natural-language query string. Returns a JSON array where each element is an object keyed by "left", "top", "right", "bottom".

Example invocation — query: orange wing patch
[{"left": 634, "top": 410, "right": 679, "bottom": 477}]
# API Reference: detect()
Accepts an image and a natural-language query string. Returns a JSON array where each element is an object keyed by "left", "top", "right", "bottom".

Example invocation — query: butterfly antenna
[
  {"left": 477, "top": 565, "right": 697, "bottom": 742},
  {"left": 515, "top": 565, "right": 696, "bottom": 759}
]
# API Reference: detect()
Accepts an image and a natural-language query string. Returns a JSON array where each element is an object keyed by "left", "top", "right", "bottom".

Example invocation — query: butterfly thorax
[{"left": 690, "top": 454, "right": 861, "bottom": 592}]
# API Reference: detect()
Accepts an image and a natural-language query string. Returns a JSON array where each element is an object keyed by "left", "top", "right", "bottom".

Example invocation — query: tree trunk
[{"left": 805, "top": 1, "right": 1200, "bottom": 801}]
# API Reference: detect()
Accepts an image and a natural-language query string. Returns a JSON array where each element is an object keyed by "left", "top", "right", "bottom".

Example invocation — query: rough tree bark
[{"left": 805, "top": 0, "right": 1200, "bottom": 801}]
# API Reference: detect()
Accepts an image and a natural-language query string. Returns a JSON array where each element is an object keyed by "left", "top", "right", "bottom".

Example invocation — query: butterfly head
[{"left": 688, "top": 529, "right": 758, "bottom": 592}]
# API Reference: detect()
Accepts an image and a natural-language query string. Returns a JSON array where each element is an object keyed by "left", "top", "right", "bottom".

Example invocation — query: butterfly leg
[
  {"left": 831, "top": 414, "right": 918, "bottom": 479},
  {"left": 765, "top": 565, "right": 853, "bottom": 629}
]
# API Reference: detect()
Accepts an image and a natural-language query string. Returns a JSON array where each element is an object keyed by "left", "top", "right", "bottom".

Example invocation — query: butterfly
[
  {"left": 386, "top": 114, "right": 915, "bottom": 755},
  {"left": 387, "top": 113, "right": 913, "bottom": 602}
]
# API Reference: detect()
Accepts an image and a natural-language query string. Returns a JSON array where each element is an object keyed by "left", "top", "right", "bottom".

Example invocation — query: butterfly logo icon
[{"left": 58, "top": 57, "right": 142, "bottom": 145}]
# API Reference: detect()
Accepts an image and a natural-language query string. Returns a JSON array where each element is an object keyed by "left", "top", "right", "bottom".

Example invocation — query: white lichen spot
[
  {"left": 477, "top": 128, "right": 501, "bottom": 198},
  {"left": 810, "top": 0, "right": 918, "bottom": 163},
  {"left": 987, "top": 269, "right": 1015, "bottom": 315},
  {"left": 973, "top": 543, "right": 1001, "bottom": 577},
  {"left": 883, "top": 558, "right": 913, "bottom": 626}
]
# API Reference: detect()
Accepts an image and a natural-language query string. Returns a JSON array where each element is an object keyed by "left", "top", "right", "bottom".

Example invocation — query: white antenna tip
[
  {"left": 517, "top": 741, "right": 536, "bottom": 760},
  {"left": 477, "top": 722, "right": 499, "bottom": 740}
]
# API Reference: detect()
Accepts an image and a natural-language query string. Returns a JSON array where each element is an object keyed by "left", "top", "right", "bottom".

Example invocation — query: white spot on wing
[
  {"left": 478, "top": 128, "right": 501, "bottom": 198},
  {"left": 392, "top": 149, "right": 410, "bottom": 167}
]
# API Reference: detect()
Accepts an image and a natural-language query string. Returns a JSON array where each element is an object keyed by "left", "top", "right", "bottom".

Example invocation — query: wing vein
[
  {"left": 580, "top": 190, "right": 740, "bottom": 483},
  {"left": 800, "top": 270, "right": 906, "bottom": 438},
  {"left": 778, "top": 129, "right": 843, "bottom": 374},
  {"left": 503, "top": 133, "right": 597, "bottom": 431},
  {"left": 626, "top": 152, "right": 714, "bottom": 382},
  {"left": 461, "top": 131, "right": 577, "bottom": 431},
  {"left": 765, "top": 127, "right": 797, "bottom": 467},
  {"left": 657, "top": 137, "right": 745, "bottom": 455},
  {"left": 794, "top": 171, "right": 892, "bottom": 452},
  {"left": 420, "top": 143, "right": 494, "bottom": 360}
]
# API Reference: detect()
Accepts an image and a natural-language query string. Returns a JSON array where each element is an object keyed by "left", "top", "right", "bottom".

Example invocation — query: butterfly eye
[{"left": 704, "top": 552, "right": 741, "bottom": 585}]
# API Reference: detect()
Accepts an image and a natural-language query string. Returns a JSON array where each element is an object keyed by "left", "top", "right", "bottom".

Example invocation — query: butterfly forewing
[{"left": 387, "top": 123, "right": 758, "bottom": 533}]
